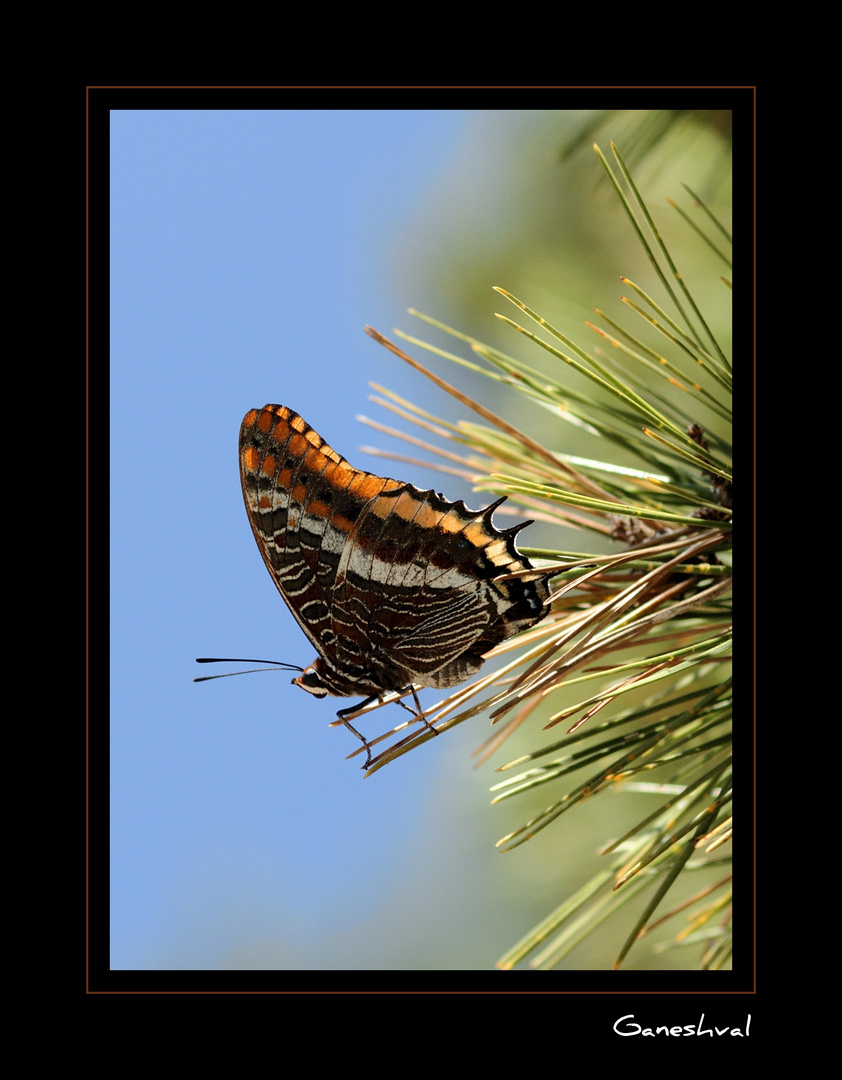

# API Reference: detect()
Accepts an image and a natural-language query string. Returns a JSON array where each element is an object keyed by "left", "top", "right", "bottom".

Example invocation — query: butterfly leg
[
  {"left": 396, "top": 685, "right": 439, "bottom": 740},
  {"left": 336, "top": 700, "right": 376, "bottom": 769},
  {"left": 336, "top": 687, "right": 438, "bottom": 769}
]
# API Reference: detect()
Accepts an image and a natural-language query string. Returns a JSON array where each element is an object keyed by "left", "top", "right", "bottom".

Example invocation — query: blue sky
[
  {"left": 108, "top": 106, "right": 734, "bottom": 974},
  {"left": 109, "top": 109, "right": 578, "bottom": 972}
]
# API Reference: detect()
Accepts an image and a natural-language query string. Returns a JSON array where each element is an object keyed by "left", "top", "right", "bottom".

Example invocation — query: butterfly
[{"left": 237, "top": 404, "right": 551, "bottom": 765}]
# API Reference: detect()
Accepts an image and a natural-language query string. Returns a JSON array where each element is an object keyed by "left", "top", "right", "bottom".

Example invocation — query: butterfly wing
[
  {"left": 239, "top": 404, "right": 402, "bottom": 665},
  {"left": 240, "top": 405, "right": 551, "bottom": 699},
  {"left": 327, "top": 485, "right": 551, "bottom": 690}
]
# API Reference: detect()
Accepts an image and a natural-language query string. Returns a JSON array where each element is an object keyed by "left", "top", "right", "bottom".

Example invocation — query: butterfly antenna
[{"left": 193, "top": 657, "right": 303, "bottom": 683}]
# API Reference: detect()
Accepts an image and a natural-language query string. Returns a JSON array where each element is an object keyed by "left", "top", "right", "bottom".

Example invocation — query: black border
[{"left": 88, "top": 87, "right": 755, "bottom": 1011}]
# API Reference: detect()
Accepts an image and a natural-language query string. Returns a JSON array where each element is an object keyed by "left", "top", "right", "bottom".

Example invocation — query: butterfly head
[{"left": 292, "top": 662, "right": 331, "bottom": 699}]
